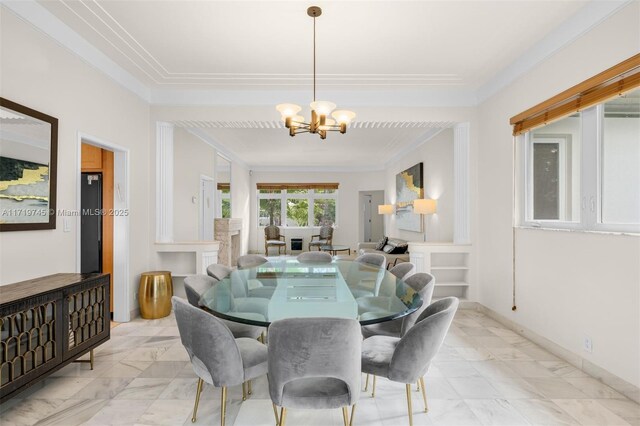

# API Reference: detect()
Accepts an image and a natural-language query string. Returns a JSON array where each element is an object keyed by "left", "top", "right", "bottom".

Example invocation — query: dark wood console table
[{"left": 0, "top": 273, "right": 110, "bottom": 402}]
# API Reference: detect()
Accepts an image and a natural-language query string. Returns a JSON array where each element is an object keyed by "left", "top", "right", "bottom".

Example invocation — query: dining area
[{"left": 179, "top": 252, "right": 458, "bottom": 426}]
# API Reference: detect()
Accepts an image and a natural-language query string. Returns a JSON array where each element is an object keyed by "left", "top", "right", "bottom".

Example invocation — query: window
[
  {"left": 518, "top": 89, "right": 639, "bottom": 233},
  {"left": 526, "top": 114, "right": 580, "bottom": 223},
  {"left": 257, "top": 184, "right": 338, "bottom": 227},
  {"left": 219, "top": 187, "right": 231, "bottom": 219},
  {"left": 600, "top": 92, "right": 640, "bottom": 225}
]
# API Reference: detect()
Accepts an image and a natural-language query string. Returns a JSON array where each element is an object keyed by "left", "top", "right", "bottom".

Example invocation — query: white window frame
[
  {"left": 257, "top": 188, "right": 339, "bottom": 228},
  {"left": 518, "top": 103, "right": 639, "bottom": 234}
]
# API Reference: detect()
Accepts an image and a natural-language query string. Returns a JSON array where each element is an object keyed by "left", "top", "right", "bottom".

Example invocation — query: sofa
[{"left": 357, "top": 237, "right": 410, "bottom": 268}]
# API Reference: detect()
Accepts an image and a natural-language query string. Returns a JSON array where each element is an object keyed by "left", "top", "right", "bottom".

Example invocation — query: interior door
[
  {"left": 363, "top": 194, "right": 372, "bottom": 242},
  {"left": 81, "top": 173, "right": 102, "bottom": 273},
  {"left": 200, "top": 177, "right": 215, "bottom": 240}
]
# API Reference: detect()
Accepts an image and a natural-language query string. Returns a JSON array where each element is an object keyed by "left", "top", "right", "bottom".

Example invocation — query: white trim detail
[
  {"left": 476, "top": 0, "right": 632, "bottom": 103},
  {"left": 156, "top": 122, "right": 174, "bottom": 242},
  {"left": 454, "top": 123, "right": 471, "bottom": 244},
  {"left": 2, "top": 0, "right": 149, "bottom": 101},
  {"left": 76, "top": 132, "right": 131, "bottom": 323}
]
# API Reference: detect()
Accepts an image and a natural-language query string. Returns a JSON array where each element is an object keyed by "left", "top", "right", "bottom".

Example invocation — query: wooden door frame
[{"left": 76, "top": 133, "right": 131, "bottom": 322}]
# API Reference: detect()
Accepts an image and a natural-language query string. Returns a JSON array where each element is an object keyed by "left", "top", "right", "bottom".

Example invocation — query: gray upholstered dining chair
[
  {"left": 346, "top": 253, "right": 387, "bottom": 299},
  {"left": 183, "top": 275, "right": 264, "bottom": 342},
  {"left": 265, "top": 225, "right": 286, "bottom": 255},
  {"left": 237, "top": 254, "right": 268, "bottom": 269},
  {"left": 360, "top": 272, "right": 435, "bottom": 339},
  {"left": 361, "top": 297, "right": 459, "bottom": 426},
  {"left": 235, "top": 254, "right": 275, "bottom": 299},
  {"left": 389, "top": 262, "right": 416, "bottom": 281},
  {"left": 207, "top": 263, "right": 232, "bottom": 281},
  {"left": 172, "top": 296, "right": 268, "bottom": 426},
  {"left": 268, "top": 317, "right": 361, "bottom": 426},
  {"left": 296, "top": 251, "right": 333, "bottom": 263},
  {"left": 308, "top": 225, "right": 334, "bottom": 251}
]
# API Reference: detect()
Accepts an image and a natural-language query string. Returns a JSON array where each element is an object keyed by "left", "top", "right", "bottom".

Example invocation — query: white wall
[
  {"left": 0, "top": 10, "right": 151, "bottom": 313},
  {"left": 477, "top": 2, "right": 640, "bottom": 388},
  {"left": 249, "top": 170, "right": 386, "bottom": 253},
  {"left": 386, "top": 128, "right": 455, "bottom": 242},
  {"left": 173, "top": 127, "right": 215, "bottom": 241}
]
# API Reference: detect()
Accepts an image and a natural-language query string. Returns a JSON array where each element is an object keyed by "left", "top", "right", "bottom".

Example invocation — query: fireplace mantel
[{"left": 215, "top": 218, "right": 242, "bottom": 267}]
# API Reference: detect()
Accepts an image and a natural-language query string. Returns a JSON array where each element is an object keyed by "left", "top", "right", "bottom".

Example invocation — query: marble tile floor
[{"left": 1, "top": 310, "right": 639, "bottom": 426}]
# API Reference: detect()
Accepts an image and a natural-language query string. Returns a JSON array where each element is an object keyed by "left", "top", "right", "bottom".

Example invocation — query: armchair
[
  {"left": 308, "top": 225, "right": 334, "bottom": 251},
  {"left": 264, "top": 225, "right": 286, "bottom": 255}
]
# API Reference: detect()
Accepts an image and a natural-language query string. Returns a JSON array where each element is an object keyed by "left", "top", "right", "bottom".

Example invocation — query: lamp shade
[
  {"left": 310, "top": 101, "right": 336, "bottom": 115},
  {"left": 332, "top": 110, "right": 356, "bottom": 124},
  {"left": 276, "top": 103, "right": 302, "bottom": 118},
  {"left": 413, "top": 198, "right": 437, "bottom": 214},
  {"left": 378, "top": 204, "right": 394, "bottom": 215}
]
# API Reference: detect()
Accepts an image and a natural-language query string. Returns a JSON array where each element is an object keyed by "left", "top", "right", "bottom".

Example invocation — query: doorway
[
  {"left": 359, "top": 190, "right": 385, "bottom": 243},
  {"left": 81, "top": 143, "right": 114, "bottom": 312},
  {"left": 78, "top": 135, "right": 130, "bottom": 322}
]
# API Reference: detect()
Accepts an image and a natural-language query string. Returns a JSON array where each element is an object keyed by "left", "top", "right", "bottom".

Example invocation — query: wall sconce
[{"left": 413, "top": 198, "right": 437, "bottom": 241}]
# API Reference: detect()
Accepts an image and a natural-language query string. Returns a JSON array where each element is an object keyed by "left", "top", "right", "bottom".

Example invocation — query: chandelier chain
[{"left": 313, "top": 15, "right": 316, "bottom": 102}]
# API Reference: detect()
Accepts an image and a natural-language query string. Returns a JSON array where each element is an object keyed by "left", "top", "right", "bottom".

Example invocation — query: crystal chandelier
[{"left": 276, "top": 6, "right": 356, "bottom": 140}]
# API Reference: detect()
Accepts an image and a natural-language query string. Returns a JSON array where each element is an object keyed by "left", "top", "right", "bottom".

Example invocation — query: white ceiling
[
  {"left": 39, "top": 0, "right": 587, "bottom": 92},
  {"left": 12, "top": 0, "right": 624, "bottom": 169}
]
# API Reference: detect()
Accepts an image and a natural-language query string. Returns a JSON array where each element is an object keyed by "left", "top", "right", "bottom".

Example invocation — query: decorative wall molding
[
  {"left": 155, "top": 122, "right": 174, "bottom": 242},
  {"left": 476, "top": 0, "right": 632, "bottom": 103},
  {"left": 173, "top": 120, "right": 457, "bottom": 130},
  {"left": 5, "top": 0, "right": 631, "bottom": 106},
  {"left": 454, "top": 123, "right": 471, "bottom": 244}
]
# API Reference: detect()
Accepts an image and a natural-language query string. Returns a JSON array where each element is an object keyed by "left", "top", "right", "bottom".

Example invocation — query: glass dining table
[{"left": 199, "top": 259, "right": 422, "bottom": 327}]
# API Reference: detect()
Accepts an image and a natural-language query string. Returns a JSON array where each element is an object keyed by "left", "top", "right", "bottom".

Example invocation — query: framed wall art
[{"left": 0, "top": 98, "right": 58, "bottom": 231}]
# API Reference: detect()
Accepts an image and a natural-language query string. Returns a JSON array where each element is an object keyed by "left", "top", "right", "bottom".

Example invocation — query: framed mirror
[
  {"left": 0, "top": 98, "right": 58, "bottom": 231},
  {"left": 215, "top": 154, "right": 231, "bottom": 219}
]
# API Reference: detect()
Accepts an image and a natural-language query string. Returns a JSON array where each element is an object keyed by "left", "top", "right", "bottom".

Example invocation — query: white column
[
  {"left": 156, "top": 122, "right": 174, "bottom": 242},
  {"left": 454, "top": 123, "right": 471, "bottom": 244}
]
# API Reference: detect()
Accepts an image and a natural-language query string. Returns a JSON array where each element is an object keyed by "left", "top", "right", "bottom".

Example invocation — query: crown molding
[
  {"left": 3, "top": 0, "right": 632, "bottom": 108},
  {"left": 476, "top": 0, "right": 633, "bottom": 104},
  {"left": 1, "top": 0, "right": 150, "bottom": 101}
]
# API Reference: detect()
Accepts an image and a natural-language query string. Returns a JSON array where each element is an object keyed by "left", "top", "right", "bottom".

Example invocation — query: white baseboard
[{"left": 475, "top": 303, "right": 639, "bottom": 404}]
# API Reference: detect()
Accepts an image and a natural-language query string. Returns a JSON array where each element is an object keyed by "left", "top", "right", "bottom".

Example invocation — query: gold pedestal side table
[{"left": 139, "top": 271, "right": 173, "bottom": 319}]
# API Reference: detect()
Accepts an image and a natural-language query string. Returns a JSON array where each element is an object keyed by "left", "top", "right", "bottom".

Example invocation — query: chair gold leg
[
  {"left": 419, "top": 377, "right": 428, "bottom": 412},
  {"left": 350, "top": 404, "right": 356, "bottom": 426},
  {"left": 242, "top": 382, "right": 246, "bottom": 401},
  {"left": 279, "top": 407, "right": 287, "bottom": 426},
  {"left": 416, "top": 380, "right": 420, "bottom": 392},
  {"left": 371, "top": 375, "right": 377, "bottom": 397},
  {"left": 220, "top": 386, "right": 227, "bottom": 426},
  {"left": 406, "top": 384, "right": 413, "bottom": 426},
  {"left": 364, "top": 374, "right": 369, "bottom": 392},
  {"left": 90, "top": 349, "right": 94, "bottom": 370},
  {"left": 342, "top": 407, "right": 349, "bottom": 426},
  {"left": 272, "top": 403, "right": 280, "bottom": 425},
  {"left": 248, "top": 379, "right": 252, "bottom": 395},
  {"left": 191, "top": 378, "right": 204, "bottom": 423},
  {"left": 259, "top": 332, "right": 265, "bottom": 344}
]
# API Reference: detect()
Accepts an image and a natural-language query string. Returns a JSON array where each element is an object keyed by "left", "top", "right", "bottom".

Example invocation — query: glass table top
[{"left": 199, "top": 259, "right": 422, "bottom": 327}]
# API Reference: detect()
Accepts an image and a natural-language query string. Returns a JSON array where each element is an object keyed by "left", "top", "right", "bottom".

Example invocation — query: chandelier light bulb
[
  {"left": 318, "top": 118, "right": 336, "bottom": 131},
  {"left": 290, "top": 115, "right": 305, "bottom": 127},
  {"left": 276, "top": 103, "right": 302, "bottom": 118},
  {"left": 332, "top": 110, "right": 356, "bottom": 124},
  {"left": 310, "top": 101, "right": 337, "bottom": 116}
]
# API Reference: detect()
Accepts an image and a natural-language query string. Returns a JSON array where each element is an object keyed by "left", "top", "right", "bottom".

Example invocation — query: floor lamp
[{"left": 413, "top": 199, "right": 437, "bottom": 242}]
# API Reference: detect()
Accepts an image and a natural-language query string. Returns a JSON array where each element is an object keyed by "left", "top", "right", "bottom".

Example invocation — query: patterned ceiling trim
[
  {"left": 58, "top": 0, "right": 465, "bottom": 87},
  {"left": 171, "top": 120, "right": 457, "bottom": 129}
]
